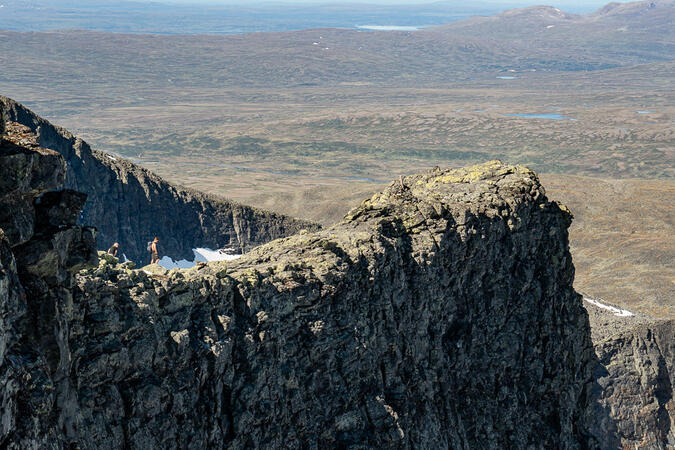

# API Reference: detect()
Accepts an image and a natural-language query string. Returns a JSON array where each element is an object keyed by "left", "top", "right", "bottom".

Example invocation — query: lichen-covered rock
[
  {"left": 2, "top": 161, "right": 600, "bottom": 448},
  {"left": 1, "top": 96, "right": 320, "bottom": 263}
]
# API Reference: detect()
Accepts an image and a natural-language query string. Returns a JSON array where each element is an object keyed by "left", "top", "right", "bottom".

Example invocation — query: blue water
[
  {"left": 345, "top": 176, "right": 382, "bottom": 183},
  {"left": 636, "top": 111, "right": 652, "bottom": 114},
  {"left": 504, "top": 113, "right": 573, "bottom": 120},
  {"left": 496, "top": 76, "right": 517, "bottom": 80},
  {"left": 356, "top": 25, "right": 423, "bottom": 31}
]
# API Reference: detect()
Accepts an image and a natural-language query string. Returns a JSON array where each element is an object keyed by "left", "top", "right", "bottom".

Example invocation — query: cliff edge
[
  {"left": 1, "top": 106, "right": 672, "bottom": 448},
  {"left": 1, "top": 155, "right": 601, "bottom": 448},
  {"left": 0, "top": 96, "right": 319, "bottom": 264}
]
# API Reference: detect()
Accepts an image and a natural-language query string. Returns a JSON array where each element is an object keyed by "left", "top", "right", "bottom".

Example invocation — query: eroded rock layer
[{"left": 0, "top": 96, "right": 319, "bottom": 263}]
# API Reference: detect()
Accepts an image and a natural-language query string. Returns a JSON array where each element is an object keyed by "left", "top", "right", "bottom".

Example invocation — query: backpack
[{"left": 147, "top": 241, "right": 153, "bottom": 252}]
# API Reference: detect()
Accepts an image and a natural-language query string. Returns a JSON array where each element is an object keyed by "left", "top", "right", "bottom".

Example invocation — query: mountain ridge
[{"left": 0, "top": 97, "right": 320, "bottom": 264}]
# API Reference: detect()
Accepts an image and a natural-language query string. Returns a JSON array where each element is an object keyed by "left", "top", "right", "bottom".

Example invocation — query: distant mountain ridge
[
  {"left": 433, "top": 0, "right": 674, "bottom": 38},
  {"left": 1, "top": 0, "right": 672, "bottom": 96}
]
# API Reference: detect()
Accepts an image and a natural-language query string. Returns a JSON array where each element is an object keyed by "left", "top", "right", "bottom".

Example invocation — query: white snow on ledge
[
  {"left": 583, "top": 297, "right": 634, "bottom": 317},
  {"left": 158, "top": 248, "right": 241, "bottom": 270}
]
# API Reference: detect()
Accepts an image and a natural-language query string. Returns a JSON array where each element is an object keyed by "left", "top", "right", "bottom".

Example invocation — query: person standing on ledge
[
  {"left": 150, "top": 237, "right": 160, "bottom": 264},
  {"left": 107, "top": 242, "right": 119, "bottom": 257}
]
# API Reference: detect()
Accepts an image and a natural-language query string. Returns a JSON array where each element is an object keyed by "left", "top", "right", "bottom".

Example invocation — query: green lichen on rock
[
  {"left": 3, "top": 160, "right": 591, "bottom": 448},
  {"left": 2, "top": 154, "right": 669, "bottom": 449}
]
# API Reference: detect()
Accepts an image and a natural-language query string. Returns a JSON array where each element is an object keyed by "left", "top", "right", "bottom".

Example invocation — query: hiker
[
  {"left": 107, "top": 242, "right": 119, "bottom": 257},
  {"left": 149, "top": 237, "right": 160, "bottom": 264}
]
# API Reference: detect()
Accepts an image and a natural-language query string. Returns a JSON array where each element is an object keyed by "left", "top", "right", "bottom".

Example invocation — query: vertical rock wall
[
  {"left": 0, "top": 121, "right": 99, "bottom": 447},
  {"left": 3, "top": 161, "right": 602, "bottom": 448},
  {"left": 584, "top": 305, "right": 674, "bottom": 449},
  {"left": 0, "top": 96, "right": 319, "bottom": 264}
]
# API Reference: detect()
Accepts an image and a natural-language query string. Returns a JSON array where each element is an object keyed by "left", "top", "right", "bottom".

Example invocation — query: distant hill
[
  {"left": 434, "top": 0, "right": 674, "bottom": 40},
  {"left": 0, "top": 1, "right": 672, "bottom": 97}
]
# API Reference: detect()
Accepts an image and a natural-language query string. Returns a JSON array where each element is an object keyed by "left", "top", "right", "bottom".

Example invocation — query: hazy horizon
[{"left": 157, "top": 0, "right": 638, "bottom": 8}]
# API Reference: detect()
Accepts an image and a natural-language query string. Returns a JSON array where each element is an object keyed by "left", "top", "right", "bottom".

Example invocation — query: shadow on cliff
[
  {"left": 0, "top": 96, "right": 320, "bottom": 264},
  {"left": 212, "top": 190, "right": 622, "bottom": 447}
]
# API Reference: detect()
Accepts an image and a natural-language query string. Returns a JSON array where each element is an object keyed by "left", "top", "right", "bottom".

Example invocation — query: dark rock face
[
  {"left": 584, "top": 303, "right": 674, "bottom": 449},
  {"left": 0, "top": 230, "right": 25, "bottom": 439},
  {"left": 1, "top": 161, "right": 602, "bottom": 448},
  {"left": 0, "top": 122, "right": 66, "bottom": 246},
  {"left": 0, "top": 96, "right": 319, "bottom": 264},
  {"left": 0, "top": 109, "right": 670, "bottom": 447},
  {"left": 0, "top": 124, "right": 99, "bottom": 448}
]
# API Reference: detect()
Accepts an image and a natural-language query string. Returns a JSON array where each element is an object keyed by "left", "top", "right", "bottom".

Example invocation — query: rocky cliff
[
  {"left": 1, "top": 150, "right": 603, "bottom": 448},
  {"left": 583, "top": 302, "right": 674, "bottom": 448},
  {"left": 1, "top": 109, "right": 673, "bottom": 448},
  {"left": 0, "top": 96, "right": 319, "bottom": 264},
  {"left": 0, "top": 119, "right": 99, "bottom": 447}
]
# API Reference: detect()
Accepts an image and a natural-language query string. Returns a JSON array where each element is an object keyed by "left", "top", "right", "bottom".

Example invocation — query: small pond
[{"left": 504, "top": 113, "right": 574, "bottom": 120}]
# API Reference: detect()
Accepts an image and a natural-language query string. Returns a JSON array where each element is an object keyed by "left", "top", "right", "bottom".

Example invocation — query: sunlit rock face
[{"left": 3, "top": 158, "right": 601, "bottom": 448}]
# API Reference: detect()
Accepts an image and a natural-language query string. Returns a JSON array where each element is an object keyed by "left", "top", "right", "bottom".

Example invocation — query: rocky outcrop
[
  {"left": 0, "top": 121, "right": 99, "bottom": 447},
  {"left": 1, "top": 112, "right": 670, "bottom": 447},
  {"left": 0, "top": 96, "right": 319, "bottom": 263},
  {"left": 584, "top": 301, "right": 674, "bottom": 449},
  {"left": 1, "top": 160, "right": 604, "bottom": 448},
  {"left": 0, "top": 122, "right": 66, "bottom": 246}
]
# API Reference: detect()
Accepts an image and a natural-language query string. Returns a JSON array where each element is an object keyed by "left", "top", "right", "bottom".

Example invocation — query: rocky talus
[{"left": 0, "top": 96, "right": 319, "bottom": 263}]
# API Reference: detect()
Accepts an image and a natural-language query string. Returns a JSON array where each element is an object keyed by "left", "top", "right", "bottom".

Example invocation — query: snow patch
[
  {"left": 193, "top": 247, "right": 241, "bottom": 263},
  {"left": 106, "top": 155, "right": 117, "bottom": 161},
  {"left": 158, "top": 256, "right": 194, "bottom": 270},
  {"left": 356, "top": 25, "right": 422, "bottom": 31},
  {"left": 157, "top": 247, "right": 241, "bottom": 270},
  {"left": 584, "top": 297, "right": 634, "bottom": 317},
  {"left": 546, "top": 25, "right": 555, "bottom": 28}
]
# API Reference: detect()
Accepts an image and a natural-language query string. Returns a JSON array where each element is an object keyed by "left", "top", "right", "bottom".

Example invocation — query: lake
[
  {"left": 356, "top": 25, "right": 423, "bottom": 31},
  {"left": 504, "top": 113, "right": 574, "bottom": 120}
]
